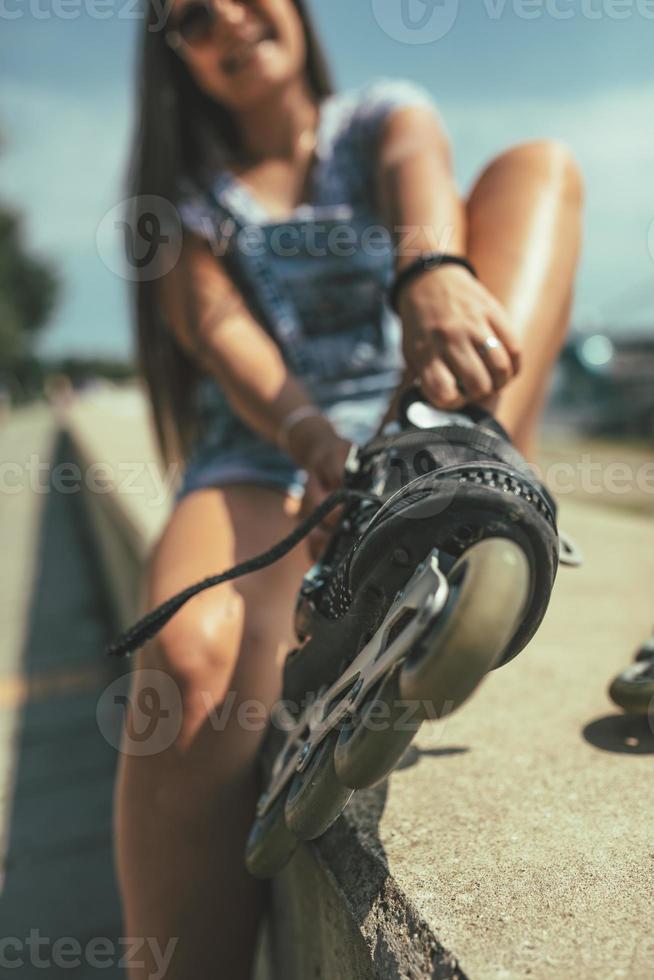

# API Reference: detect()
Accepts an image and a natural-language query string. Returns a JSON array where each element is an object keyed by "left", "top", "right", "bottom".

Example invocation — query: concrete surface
[{"left": 539, "top": 435, "right": 654, "bottom": 519}]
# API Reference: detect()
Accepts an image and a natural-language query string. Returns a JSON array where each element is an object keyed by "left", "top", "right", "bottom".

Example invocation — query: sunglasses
[{"left": 166, "top": 1, "right": 219, "bottom": 50}]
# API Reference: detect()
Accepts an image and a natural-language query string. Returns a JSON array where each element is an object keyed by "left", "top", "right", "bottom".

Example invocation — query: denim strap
[{"left": 206, "top": 174, "right": 311, "bottom": 376}]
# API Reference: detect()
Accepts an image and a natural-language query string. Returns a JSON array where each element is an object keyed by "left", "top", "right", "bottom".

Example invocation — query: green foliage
[
  {"left": 51, "top": 356, "right": 135, "bottom": 385},
  {"left": 0, "top": 206, "right": 59, "bottom": 368}
]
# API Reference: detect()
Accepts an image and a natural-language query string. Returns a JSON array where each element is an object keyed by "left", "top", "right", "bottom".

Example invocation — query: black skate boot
[{"left": 244, "top": 388, "right": 569, "bottom": 878}]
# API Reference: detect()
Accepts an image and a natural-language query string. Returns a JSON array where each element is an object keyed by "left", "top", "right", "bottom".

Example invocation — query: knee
[
  {"left": 146, "top": 592, "right": 245, "bottom": 713},
  {"left": 492, "top": 139, "right": 584, "bottom": 205}
]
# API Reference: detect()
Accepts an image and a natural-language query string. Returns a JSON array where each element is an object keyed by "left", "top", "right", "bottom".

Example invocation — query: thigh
[
  {"left": 140, "top": 483, "right": 311, "bottom": 752},
  {"left": 115, "top": 485, "right": 310, "bottom": 963}
]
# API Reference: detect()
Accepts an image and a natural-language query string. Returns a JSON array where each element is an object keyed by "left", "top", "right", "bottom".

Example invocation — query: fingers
[
  {"left": 418, "top": 359, "right": 463, "bottom": 410},
  {"left": 401, "top": 270, "right": 522, "bottom": 408},
  {"left": 471, "top": 331, "right": 515, "bottom": 390},
  {"left": 312, "top": 439, "right": 353, "bottom": 492},
  {"left": 421, "top": 297, "right": 520, "bottom": 404},
  {"left": 444, "top": 340, "right": 495, "bottom": 403},
  {"left": 418, "top": 328, "right": 516, "bottom": 409},
  {"left": 301, "top": 470, "right": 344, "bottom": 563},
  {"left": 299, "top": 472, "right": 325, "bottom": 522}
]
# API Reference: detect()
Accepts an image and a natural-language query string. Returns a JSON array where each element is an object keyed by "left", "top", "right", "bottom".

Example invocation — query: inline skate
[
  {"left": 608, "top": 631, "right": 654, "bottom": 714},
  {"left": 244, "top": 387, "right": 565, "bottom": 878}
]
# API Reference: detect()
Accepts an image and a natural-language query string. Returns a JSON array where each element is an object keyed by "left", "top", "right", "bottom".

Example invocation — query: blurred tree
[{"left": 0, "top": 206, "right": 59, "bottom": 370}]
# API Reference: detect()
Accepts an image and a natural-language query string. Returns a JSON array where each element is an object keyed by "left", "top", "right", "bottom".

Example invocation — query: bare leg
[
  {"left": 466, "top": 140, "right": 583, "bottom": 458},
  {"left": 115, "top": 485, "right": 311, "bottom": 980},
  {"left": 383, "top": 140, "right": 583, "bottom": 459}
]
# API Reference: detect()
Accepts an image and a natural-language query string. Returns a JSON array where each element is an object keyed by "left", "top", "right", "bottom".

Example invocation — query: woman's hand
[
  {"left": 398, "top": 264, "right": 522, "bottom": 410},
  {"left": 288, "top": 417, "right": 353, "bottom": 563}
]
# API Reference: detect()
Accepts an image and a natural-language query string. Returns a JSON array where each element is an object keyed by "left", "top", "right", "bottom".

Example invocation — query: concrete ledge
[
  {"left": 62, "top": 384, "right": 173, "bottom": 626},
  {"left": 271, "top": 816, "right": 466, "bottom": 979},
  {"left": 62, "top": 387, "right": 654, "bottom": 979}
]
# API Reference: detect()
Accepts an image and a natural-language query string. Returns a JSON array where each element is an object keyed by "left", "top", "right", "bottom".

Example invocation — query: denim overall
[{"left": 174, "top": 79, "right": 436, "bottom": 501}]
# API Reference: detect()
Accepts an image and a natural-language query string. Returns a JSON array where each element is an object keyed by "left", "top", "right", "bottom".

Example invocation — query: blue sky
[{"left": 1, "top": 0, "right": 653, "bottom": 358}]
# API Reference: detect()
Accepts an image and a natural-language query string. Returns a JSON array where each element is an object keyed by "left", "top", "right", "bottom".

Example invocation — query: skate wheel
[
  {"left": 400, "top": 538, "right": 530, "bottom": 717},
  {"left": 609, "top": 661, "right": 654, "bottom": 715},
  {"left": 333, "top": 671, "right": 421, "bottom": 789},
  {"left": 284, "top": 732, "right": 353, "bottom": 841},
  {"left": 245, "top": 790, "right": 299, "bottom": 880}
]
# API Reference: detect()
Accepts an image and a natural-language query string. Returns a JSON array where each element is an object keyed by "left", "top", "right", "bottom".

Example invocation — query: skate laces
[{"left": 104, "top": 487, "right": 378, "bottom": 658}]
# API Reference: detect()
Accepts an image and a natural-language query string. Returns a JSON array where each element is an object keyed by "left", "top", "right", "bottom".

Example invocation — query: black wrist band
[{"left": 389, "top": 253, "right": 478, "bottom": 313}]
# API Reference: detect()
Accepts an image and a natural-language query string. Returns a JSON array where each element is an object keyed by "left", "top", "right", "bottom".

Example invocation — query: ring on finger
[{"left": 481, "top": 335, "right": 502, "bottom": 351}]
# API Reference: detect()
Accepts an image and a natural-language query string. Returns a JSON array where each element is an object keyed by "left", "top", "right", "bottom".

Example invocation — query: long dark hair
[{"left": 127, "top": 0, "right": 333, "bottom": 464}]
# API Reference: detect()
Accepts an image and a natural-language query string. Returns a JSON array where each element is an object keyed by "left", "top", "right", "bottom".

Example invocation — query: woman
[{"left": 115, "top": 1, "right": 583, "bottom": 976}]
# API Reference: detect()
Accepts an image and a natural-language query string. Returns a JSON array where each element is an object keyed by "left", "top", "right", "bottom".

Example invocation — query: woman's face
[{"left": 167, "top": 0, "right": 308, "bottom": 110}]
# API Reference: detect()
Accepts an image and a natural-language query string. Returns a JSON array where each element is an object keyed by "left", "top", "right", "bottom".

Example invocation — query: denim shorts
[{"left": 175, "top": 390, "right": 393, "bottom": 503}]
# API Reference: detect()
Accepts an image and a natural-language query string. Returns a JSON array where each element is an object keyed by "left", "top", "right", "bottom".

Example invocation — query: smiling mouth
[{"left": 221, "top": 26, "right": 276, "bottom": 75}]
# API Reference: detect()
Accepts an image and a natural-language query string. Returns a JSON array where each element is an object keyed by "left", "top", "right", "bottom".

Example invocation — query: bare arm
[
  {"left": 377, "top": 107, "right": 521, "bottom": 410},
  {"left": 159, "top": 234, "right": 335, "bottom": 462},
  {"left": 159, "top": 235, "right": 353, "bottom": 552},
  {"left": 377, "top": 105, "right": 466, "bottom": 269}
]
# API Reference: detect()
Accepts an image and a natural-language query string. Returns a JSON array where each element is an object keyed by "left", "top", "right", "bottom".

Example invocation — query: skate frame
[{"left": 257, "top": 549, "right": 450, "bottom": 818}]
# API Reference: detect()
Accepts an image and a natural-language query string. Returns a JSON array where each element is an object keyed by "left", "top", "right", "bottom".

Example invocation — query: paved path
[
  {"left": 332, "top": 494, "right": 654, "bottom": 979},
  {"left": 0, "top": 406, "right": 123, "bottom": 978}
]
